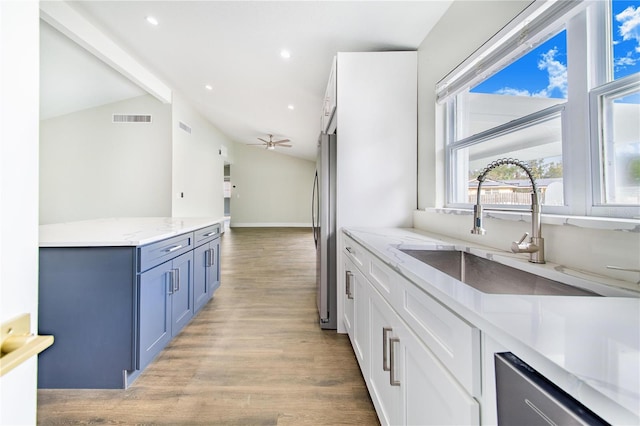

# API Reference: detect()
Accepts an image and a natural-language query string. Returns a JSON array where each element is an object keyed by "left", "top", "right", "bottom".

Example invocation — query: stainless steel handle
[
  {"left": 383, "top": 327, "right": 392, "bottom": 372},
  {"left": 209, "top": 248, "right": 215, "bottom": 267},
  {"left": 205, "top": 249, "right": 212, "bottom": 267},
  {"left": 172, "top": 268, "right": 180, "bottom": 293},
  {"left": 165, "top": 244, "right": 183, "bottom": 253},
  {"left": 345, "top": 271, "right": 354, "bottom": 299},
  {"left": 167, "top": 271, "right": 174, "bottom": 294},
  {"left": 203, "top": 231, "right": 218, "bottom": 237},
  {"left": 389, "top": 337, "right": 400, "bottom": 386}
]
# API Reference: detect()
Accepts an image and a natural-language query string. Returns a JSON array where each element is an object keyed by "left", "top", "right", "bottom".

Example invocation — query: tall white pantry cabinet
[{"left": 330, "top": 51, "right": 417, "bottom": 335}]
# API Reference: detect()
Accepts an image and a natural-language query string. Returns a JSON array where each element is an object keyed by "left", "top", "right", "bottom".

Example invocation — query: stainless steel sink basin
[{"left": 400, "top": 249, "right": 600, "bottom": 296}]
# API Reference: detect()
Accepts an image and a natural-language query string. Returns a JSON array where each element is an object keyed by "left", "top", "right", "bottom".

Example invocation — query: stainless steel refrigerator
[{"left": 312, "top": 132, "right": 336, "bottom": 329}]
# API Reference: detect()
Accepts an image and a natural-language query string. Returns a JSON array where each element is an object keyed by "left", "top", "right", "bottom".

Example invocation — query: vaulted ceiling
[{"left": 41, "top": 1, "right": 453, "bottom": 160}]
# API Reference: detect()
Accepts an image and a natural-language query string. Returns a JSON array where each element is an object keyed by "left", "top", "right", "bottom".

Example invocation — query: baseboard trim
[{"left": 230, "top": 222, "right": 312, "bottom": 228}]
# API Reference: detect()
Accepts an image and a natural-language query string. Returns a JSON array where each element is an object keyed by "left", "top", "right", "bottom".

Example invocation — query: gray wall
[
  {"left": 171, "top": 94, "right": 228, "bottom": 219},
  {"left": 417, "top": 0, "right": 532, "bottom": 209},
  {"left": 229, "top": 142, "right": 315, "bottom": 227},
  {"left": 40, "top": 95, "right": 172, "bottom": 224}
]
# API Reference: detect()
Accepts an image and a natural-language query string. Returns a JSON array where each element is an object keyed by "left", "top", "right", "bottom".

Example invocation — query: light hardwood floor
[{"left": 37, "top": 227, "right": 378, "bottom": 425}]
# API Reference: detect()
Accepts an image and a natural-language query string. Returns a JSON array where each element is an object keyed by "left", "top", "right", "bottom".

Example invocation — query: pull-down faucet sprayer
[{"left": 471, "top": 158, "right": 545, "bottom": 264}]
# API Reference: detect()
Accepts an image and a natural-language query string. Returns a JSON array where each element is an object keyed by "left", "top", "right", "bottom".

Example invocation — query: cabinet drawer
[
  {"left": 138, "top": 233, "right": 193, "bottom": 272},
  {"left": 399, "top": 276, "right": 480, "bottom": 397},
  {"left": 343, "top": 234, "right": 365, "bottom": 269},
  {"left": 194, "top": 223, "right": 221, "bottom": 245}
]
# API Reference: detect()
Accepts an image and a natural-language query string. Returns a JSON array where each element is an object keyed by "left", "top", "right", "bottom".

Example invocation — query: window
[
  {"left": 440, "top": 0, "right": 640, "bottom": 218},
  {"left": 589, "top": 1, "right": 640, "bottom": 214}
]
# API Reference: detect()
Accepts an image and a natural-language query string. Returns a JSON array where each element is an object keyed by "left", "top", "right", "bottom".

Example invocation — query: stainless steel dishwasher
[{"left": 495, "top": 352, "right": 609, "bottom": 425}]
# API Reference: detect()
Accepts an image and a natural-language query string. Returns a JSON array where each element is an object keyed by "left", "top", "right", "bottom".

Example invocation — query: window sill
[{"left": 423, "top": 208, "right": 640, "bottom": 233}]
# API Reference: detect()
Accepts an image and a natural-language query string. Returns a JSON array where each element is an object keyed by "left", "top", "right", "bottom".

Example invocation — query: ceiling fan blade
[
  {"left": 257, "top": 138, "right": 269, "bottom": 143},
  {"left": 248, "top": 143, "right": 266, "bottom": 146},
  {"left": 273, "top": 139, "right": 290, "bottom": 144},
  {"left": 278, "top": 144, "right": 292, "bottom": 147}
]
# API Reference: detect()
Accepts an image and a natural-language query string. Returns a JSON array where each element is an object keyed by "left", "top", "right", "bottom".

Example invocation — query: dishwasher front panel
[{"left": 495, "top": 352, "right": 609, "bottom": 426}]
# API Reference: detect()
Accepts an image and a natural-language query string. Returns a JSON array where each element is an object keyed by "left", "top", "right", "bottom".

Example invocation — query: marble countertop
[
  {"left": 344, "top": 227, "right": 640, "bottom": 425},
  {"left": 39, "top": 217, "right": 225, "bottom": 247}
]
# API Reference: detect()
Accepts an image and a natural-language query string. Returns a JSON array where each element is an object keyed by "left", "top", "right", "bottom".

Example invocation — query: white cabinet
[
  {"left": 331, "top": 51, "right": 417, "bottom": 334},
  {"left": 342, "top": 259, "right": 355, "bottom": 338},
  {"left": 369, "top": 278, "right": 479, "bottom": 426},
  {"left": 343, "top": 252, "right": 369, "bottom": 369},
  {"left": 369, "top": 286, "right": 403, "bottom": 426},
  {"left": 341, "top": 232, "right": 480, "bottom": 426},
  {"left": 321, "top": 56, "right": 336, "bottom": 133},
  {"left": 334, "top": 51, "right": 416, "bottom": 231},
  {"left": 401, "top": 317, "right": 480, "bottom": 425}
]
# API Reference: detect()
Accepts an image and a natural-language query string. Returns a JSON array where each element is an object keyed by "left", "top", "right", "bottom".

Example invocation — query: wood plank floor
[{"left": 37, "top": 227, "right": 378, "bottom": 425}]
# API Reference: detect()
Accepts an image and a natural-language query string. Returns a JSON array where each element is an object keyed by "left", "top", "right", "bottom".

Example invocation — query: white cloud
[
  {"left": 494, "top": 48, "right": 567, "bottom": 99},
  {"left": 616, "top": 5, "right": 640, "bottom": 53},
  {"left": 615, "top": 51, "right": 638, "bottom": 68},
  {"left": 495, "top": 87, "right": 534, "bottom": 96},
  {"left": 536, "top": 48, "right": 567, "bottom": 98}
]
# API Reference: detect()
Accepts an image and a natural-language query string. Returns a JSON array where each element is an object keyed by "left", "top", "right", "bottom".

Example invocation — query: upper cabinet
[
  {"left": 333, "top": 51, "right": 417, "bottom": 230},
  {"left": 321, "top": 57, "right": 337, "bottom": 134}
]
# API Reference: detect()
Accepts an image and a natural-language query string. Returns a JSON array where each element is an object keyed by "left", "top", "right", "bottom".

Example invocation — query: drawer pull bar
[
  {"left": 206, "top": 248, "right": 215, "bottom": 267},
  {"left": 165, "top": 245, "right": 183, "bottom": 253},
  {"left": 383, "top": 327, "right": 392, "bottom": 372},
  {"left": 346, "top": 271, "right": 354, "bottom": 299},
  {"left": 203, "top": 231, "right": 218, "bottom": 237},
  {"left": 173, "top": 269, "right": 180, "bottom": 293},
  {"left": 389, "top": 337, "right": 400, "bottom": 386}
]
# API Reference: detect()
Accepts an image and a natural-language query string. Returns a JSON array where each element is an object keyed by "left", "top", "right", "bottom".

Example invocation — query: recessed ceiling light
[
  {"left": 205, "top": 84, "right": 213, "bottom": 91},
  {"left": 287, "top": 104, "right": 295, "bottom": 110},
  {"left": 280, "top": 50, "right": 291, "bottom": 59},
  {"left": 145, "top": 16, "right": 159, "bottom": 26}
]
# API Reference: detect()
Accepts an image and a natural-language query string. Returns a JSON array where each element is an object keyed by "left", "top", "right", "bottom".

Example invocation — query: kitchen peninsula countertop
[
  {"left": 344, "top": 227, "right": 639, "bottom": 425},
  {"left": 39, "top": 217, "right": 224, "bottom": 247}
]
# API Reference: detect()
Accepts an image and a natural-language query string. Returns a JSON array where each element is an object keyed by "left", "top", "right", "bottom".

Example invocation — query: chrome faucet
[{"left": 471, "top": 158, "right": 545, "bottom": 264}]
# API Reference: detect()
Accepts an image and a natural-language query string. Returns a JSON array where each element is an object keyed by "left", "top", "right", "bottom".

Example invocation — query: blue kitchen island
[{"left": 38, "top": 217, "right": 223, "bottom": 389}]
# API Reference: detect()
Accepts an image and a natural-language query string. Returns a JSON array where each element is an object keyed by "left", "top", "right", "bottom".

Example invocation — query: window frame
[
  {"left": 440, "top": 0, "right": 640, "bottom": 219},
  {"left": 589, "top": 73, "right": 640, "bottom": 216},
  {"left": 446, "top": 102, "right": 568, "bottom": 213}
]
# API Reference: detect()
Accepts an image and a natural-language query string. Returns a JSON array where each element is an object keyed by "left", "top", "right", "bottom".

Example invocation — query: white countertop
[
  {"left": 344, "top": 227, "right": 640, "bottom": 425},
  {"left": 39, "top": 217, "right": 225, "bottom": 247}
]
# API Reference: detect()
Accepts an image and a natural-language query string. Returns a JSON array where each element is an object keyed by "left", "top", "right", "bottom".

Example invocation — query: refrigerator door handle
[{"left": 312, "top": 171, "right": 319, "bottom": 247}]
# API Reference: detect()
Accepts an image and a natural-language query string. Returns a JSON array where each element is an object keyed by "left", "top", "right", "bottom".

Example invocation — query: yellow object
[{"left": 0, "top": 313, "right": 54, "bottom": 377}]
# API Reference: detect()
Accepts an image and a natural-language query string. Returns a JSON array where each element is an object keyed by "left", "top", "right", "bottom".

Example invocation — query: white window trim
[
  {"left": 446, "top": 103, "right": 568, "bottom": 215},
  {"left": 589, "top": 73, "right": 640, "bottom": 217},
  {"left": 440, "top": 0, "right": 640, "bottom": 220},
  {"left": 436, "top": 0, "right": 586, "bottom": 103}
]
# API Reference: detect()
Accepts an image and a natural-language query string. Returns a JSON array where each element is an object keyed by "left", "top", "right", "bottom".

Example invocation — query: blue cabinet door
[
  {"left": 193, "top": 238, "right": 221, "bottom": 313},
  {"left": 193, "top": 243, "right": 209, "bottom": 312},
  {"left": 138, "top": 261, "right": 172, "bottom": 370},
  {"left": 210, "top": 239, "right": 221, "bottom": 294},
  {"left": 171, "top": 251, "right": 194, "bottom": 336}
]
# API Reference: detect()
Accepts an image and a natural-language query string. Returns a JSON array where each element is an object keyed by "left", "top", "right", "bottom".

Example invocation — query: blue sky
[{"left": 471, "top": 1, "right": 640, "bottom": 99}]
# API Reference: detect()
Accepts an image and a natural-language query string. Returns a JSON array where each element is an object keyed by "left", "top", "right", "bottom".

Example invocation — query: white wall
[
  {"left": 171, "top": 95, "right": 228, "bottom": 219},
  {"left": 416, "top": 1, "right": 640, "bottom": 284},
  {"left": 0, "top": 1, "right": 40, "bottom": 424},
  {"left": 417, "top": 0, "right": 532, "bottom": 209},
  {"left": 230, "top": 143, "right": 315, "bottom": 227},
  {"left": 39, "top": 95, "right": 172, "bottom": 224}
]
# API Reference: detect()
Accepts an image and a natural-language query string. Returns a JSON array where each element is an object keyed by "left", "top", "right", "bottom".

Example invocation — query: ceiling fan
[{"left": 250, "top": 134, "right": 292, "bottom": 150}]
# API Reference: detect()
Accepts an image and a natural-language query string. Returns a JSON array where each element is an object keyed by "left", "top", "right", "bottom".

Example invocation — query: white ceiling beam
[{"left": 40, "top": 1, "right": 172, "bottom": 104}]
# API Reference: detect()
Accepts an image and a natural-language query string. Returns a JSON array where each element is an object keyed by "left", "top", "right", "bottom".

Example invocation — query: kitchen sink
[{"left": 400, "top": 249, "right": 601, "bottom": 296}]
